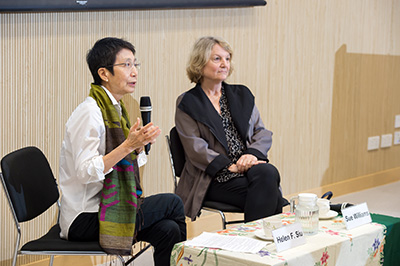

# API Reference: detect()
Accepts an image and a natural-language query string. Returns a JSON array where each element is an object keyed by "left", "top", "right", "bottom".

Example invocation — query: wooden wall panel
[
  {"left": 324, "top": 45, "right": 400, "bottom": 184},
  {"left": 1, "top": 0, "right": 399, "bottom": 264}
]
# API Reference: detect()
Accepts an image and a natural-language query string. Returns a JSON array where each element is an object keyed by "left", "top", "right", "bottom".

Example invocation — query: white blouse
[{"left": 58, "top": 87, "right": 117, "bottom": 239}]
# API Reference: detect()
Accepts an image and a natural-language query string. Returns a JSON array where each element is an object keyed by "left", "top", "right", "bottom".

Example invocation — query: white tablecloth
[{"left": 171, "top": 213, "right": 385, "bottom": 266}]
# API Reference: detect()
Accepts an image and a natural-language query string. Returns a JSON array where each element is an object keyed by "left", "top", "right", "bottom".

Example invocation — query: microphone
[
  {"left": 140, "top": 96, "right": 152, "bottom": 155},
  {"left": 330, "top": 202, "right": 354, "bottom": 215}
]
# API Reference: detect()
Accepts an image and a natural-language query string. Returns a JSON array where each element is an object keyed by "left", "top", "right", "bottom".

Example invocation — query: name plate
[
  {"left": 272, "top": 223, "right": 306, "bottom": 252},
  {"left": 342, "top": 202, "right": 372, "bottom": 230}
]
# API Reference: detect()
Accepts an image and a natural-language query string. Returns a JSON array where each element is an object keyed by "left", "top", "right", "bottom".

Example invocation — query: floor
[
  {"left": 132, "top": 180, "right": 400, "bottom": 265},
  {"left": 331, "top": 180, "right": 400, "bottom": 218},
  {"left": 131, "top": 249, "right": 154, "bottom": 266}
]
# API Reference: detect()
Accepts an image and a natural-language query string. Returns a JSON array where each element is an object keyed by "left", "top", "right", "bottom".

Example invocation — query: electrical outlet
[
  {"left": 367, "top": 136, "right": 380, "bottom": 151},
  {"left": 395, "top": 115, "right": 400, "bottom": 129},
  {"left": 381, "top": 134, "right": 392, "bottom": 148},
  {"left": 394, "top": 131, "right": 400, "bottom": 145}
]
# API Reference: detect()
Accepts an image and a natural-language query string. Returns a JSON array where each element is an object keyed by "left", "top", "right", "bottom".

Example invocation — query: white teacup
[
  {"left": 263, "top": 217, "right": 282, "bottom": 238},
  {"left": 317, "top": 198, "right": 330, "bottom": 216}
]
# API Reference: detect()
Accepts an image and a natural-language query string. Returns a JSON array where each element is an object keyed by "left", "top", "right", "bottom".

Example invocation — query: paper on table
[{"left": 184, "top": 232, "right": 266, "bottom": 253}]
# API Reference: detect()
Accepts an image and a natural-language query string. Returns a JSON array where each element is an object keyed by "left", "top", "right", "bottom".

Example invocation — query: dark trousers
[
  {"left": 68, "top": 193, "right": 187, "bottom": 266},
  {"left": 204, "top": 163, "right": 286, "bottom": 222}
]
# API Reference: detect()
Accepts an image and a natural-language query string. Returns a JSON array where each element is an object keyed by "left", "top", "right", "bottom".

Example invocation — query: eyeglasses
[{"left": 104, "top": 59, "right": 141, "bottom": 71}]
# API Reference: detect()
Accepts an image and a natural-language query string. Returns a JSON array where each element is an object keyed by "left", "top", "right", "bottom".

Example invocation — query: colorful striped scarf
[{"left": 89, "top": 84, "right": 142, "bottom": 255}]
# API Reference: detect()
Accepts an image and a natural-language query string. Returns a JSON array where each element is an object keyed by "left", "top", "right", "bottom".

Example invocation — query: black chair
[
  {"left": 166, "top": 127, "right": 244, "bottom": 229},
  {"left": 0, "top": 146, "right": 149, "bottom": 266}
]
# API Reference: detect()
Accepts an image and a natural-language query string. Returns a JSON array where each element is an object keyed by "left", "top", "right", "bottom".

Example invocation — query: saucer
[
  {"left": 254, "top": 230, "right": 274, "bottom": 241},
  {"left": 319, "top": 210, "right": 338, "bottom": 220}
]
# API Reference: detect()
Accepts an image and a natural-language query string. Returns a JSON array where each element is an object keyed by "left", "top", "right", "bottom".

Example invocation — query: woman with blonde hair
[{"left": 175, "top": 36, "right": 287, "bottom": 222}]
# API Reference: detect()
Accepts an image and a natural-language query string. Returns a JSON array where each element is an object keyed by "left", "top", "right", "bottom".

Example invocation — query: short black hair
[{"left": 86, "top": 37, "right": 136, "bottom": 85}]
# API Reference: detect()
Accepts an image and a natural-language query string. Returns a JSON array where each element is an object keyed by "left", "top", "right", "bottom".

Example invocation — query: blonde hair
[{"left": 186, "top": 36, "right": 234, "bottom": 83}]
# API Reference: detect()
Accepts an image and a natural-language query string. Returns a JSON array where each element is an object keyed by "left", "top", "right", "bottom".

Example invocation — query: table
[
  {"left": 370, "top": 214, "right": 400, "bottom": 266},
  {"left": 171, "top": 212, "right": 398, "bottom": 266}
]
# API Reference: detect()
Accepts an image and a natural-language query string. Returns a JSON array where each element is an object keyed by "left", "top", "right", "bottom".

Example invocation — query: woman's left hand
[{"left": 235, "top": 154, "right": 266, "bottom": 173}]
